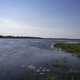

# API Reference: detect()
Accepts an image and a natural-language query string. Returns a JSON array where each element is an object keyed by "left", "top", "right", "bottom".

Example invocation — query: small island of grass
[{"left": 54, "top": 43, "right": 80, "bottom": 57}]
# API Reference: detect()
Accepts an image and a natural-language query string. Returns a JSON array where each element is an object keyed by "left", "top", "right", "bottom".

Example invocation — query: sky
[{"left": 0, "top": 0, "right": 80, "bottom": 38}]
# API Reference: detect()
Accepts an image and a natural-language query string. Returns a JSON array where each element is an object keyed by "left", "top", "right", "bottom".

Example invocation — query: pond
[{"left": 0, "top": 38, "right": 79, "bottom": 80}]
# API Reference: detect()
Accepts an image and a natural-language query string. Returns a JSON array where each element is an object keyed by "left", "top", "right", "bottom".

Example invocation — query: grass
[{"left": 54, "top": 43, "right": 80, "bottom": 57}]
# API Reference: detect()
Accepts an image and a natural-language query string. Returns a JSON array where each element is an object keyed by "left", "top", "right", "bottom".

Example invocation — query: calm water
[{"left": 0, "top": 38, "right": 80, "bottom": 80}]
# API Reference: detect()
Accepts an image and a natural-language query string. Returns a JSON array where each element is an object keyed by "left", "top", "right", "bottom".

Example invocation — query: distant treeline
[
  {"left": 0, "top": 35, "right": 80, "bottom": 40},
  {"left": 0, "top": 35, "right": 43, "bottom": 39}
]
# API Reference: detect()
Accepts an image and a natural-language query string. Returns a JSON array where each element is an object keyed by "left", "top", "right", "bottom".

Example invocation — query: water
[{"left": 0, "top": 38, "right": 79, "bottom": 80}]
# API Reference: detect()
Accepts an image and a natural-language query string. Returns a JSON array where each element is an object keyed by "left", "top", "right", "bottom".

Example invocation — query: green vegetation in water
[
  {"left": 54, "top": 43, "right": 80, "bottom": 57},
  {"left": 48, "top": 43, "right": 80, "bottom": 80},
  {"left": 48, "top": 74, "right": 80, "bottom": 80},
  {"left": 48, "top": 75, "right": 58, "bottom": 80},
  {"left": 53, "top": 59, "right": 67, "bottom": 69}
]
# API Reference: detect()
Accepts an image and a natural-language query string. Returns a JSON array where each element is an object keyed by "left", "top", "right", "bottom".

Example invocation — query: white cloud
[
  {"left": 0, "top": 18, "right": 44, "bottom": 36},
  {"left": 0, "top": 18, "right": 30, "bottom": 35}
]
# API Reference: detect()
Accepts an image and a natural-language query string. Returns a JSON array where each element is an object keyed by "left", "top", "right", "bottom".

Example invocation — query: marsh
[{"left": 0, "top": 38, "right": 79, "bottom": 80}]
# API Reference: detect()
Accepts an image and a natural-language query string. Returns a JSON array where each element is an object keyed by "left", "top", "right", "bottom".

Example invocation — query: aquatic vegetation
[
  {"left": 47, "top": 73, "right": 80, "bottom": 80},
  {"left": 53, "top": 61, "right": 66, "bottom": 69},
  {"left": 54, "top": 43, "right": 80, "bottom": 57},
  {"left": 48, "top": 75, "right": 58, "bottom": 80},
  {"left": 52, "top": 59, "right": 68, "bottom": 70}
]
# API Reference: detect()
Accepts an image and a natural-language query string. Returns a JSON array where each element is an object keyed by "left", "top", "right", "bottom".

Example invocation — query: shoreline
[{"left": 54, "top": 43, "right": 80, "bottom": 57}]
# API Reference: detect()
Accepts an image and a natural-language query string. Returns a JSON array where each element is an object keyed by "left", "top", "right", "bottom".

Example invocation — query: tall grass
[{"left": 54, "top": 43, "right": 80, "bottom": 57}]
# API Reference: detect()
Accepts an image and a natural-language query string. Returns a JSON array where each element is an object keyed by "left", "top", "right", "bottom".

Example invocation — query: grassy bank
[{"left": 54, "top": 43, "right": 80, "bottom": 57}]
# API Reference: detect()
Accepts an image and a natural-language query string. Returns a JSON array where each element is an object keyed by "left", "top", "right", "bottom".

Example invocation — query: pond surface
[{"left": 0, "top": 38, "right": 80, "bottom": 80}]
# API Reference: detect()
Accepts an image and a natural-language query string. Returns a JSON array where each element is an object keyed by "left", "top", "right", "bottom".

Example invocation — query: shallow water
[{"left": 0, "top": 38, "right": 79, "bottom": 80}]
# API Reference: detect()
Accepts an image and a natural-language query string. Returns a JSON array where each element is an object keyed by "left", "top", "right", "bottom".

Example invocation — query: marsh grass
[{"left": 54, "top": 43, "right": 80, "bottom": 57}]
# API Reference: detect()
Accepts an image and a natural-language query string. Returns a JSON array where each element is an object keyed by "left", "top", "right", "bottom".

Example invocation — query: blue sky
[{"left": 0, "top": 0, "right": 80, "bottom": 38}]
